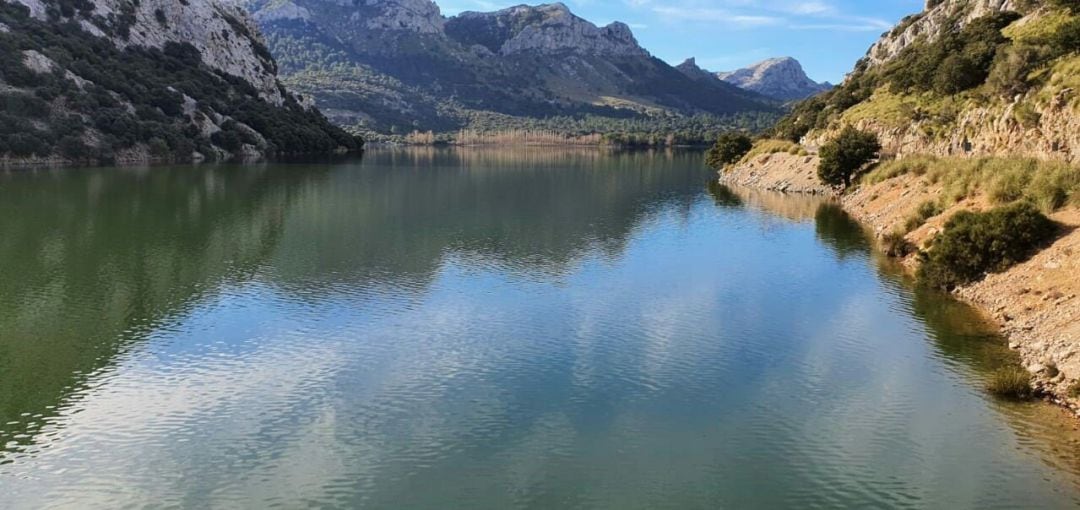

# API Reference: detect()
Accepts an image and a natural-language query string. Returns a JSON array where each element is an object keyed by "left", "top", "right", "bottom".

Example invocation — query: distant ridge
[{"left": 238, "top": 0, "right": 780, "bottom": 138}]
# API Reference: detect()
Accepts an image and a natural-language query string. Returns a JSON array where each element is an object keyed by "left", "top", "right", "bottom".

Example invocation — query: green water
[{"left": 2, "top": 149, "right": 1080, "bottom": 508}]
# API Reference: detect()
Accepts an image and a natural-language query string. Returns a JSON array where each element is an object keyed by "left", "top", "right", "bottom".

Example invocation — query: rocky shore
[{"left": 722, "top": 151, "right": 1080, "bottom": 413}]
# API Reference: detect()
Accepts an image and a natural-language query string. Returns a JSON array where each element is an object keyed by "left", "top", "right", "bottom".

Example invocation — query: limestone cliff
[
  {"left": 0, "top": 0, "right": 360, "bottom": 167},
  {"left": 14, "top": 0, "right": 283, "bottom": 103},
  {"left": 866, "top": 0, "right": 1022, "bottom": 68},
  {"left": 447, "top": 3, "right": 646, "bottom": 57}
]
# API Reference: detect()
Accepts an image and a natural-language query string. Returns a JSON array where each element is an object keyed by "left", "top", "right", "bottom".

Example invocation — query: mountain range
[{"left": 240, "top": 0, "right": 783, "bottom": 139}]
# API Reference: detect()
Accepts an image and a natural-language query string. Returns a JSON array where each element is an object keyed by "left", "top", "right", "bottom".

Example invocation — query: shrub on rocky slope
[{"left": 918, "top": 202, "right": 1058, "bottom": 290}]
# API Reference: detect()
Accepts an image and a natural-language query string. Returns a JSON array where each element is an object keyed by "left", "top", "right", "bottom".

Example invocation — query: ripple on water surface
[{"left": 1, "top": 150, "right": 1079, "bottom": 508}]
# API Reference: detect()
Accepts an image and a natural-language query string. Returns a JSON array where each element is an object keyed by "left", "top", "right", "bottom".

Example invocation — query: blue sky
[{"left": 439, "top": 0, "right": 925, "bottom": 83}]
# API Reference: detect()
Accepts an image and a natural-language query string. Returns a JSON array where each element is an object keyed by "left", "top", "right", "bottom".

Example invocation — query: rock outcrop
[
  {"left": 349, "top": 0, "right": 444, "bottom": 34},
  {"left": 866, "top": 0, "right": 1021, "bottom": 68},
  {"left": 717, "top": 57, "right": 832, "bottom": 101},
  {"left": 447, "top": 3, "right": 645, "bottom": 57},
  {"left": 675, "top": 58, "right": 723, "bottom": 84}
]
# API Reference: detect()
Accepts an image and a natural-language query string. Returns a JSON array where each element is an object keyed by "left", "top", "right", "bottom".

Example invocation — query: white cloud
[
  {"left": 651, "top": 6, "right": 783, "bottom": 27},
  {"left": 626, "top": 0, "right": 892, "bottom": 33}
]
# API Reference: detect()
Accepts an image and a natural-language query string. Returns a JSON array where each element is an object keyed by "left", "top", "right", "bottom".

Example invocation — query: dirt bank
[{"left": 722, "top": 151, "right": 1080, "bottom": 412}]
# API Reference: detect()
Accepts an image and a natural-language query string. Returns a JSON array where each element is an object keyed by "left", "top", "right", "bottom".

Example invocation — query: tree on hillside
[
  {"left": 817, "top": 126, "right": 880, "bottom": 188},
  {"left": 705, "top": 132, "right": 753, "bottom": 170}
]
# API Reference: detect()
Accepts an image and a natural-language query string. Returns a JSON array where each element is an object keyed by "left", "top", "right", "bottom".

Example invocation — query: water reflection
[
  {"left": 814, "top": 203, "right": 872, "bottom": 260},
  {"left": 269, "top": 148, "right": 704, "bottom": 289},
  {"left": 0, "top": 164, "right": 326, "bottom": 444},
  {"left": 727, "top": 181, "right": 1080, "bottom": 490},
  {"left": 1, "top": 152, "right": 1079, "bottom": 508}
]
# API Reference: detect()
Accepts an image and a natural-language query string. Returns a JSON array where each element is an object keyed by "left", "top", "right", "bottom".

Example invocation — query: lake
[{"left": 2, "top": 148, "right": 1080, "bottom": 508}]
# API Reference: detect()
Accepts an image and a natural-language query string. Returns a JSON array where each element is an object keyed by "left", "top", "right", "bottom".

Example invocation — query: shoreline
[{"left": 721, "top": 151, "right": 1080, "bottom": 415}]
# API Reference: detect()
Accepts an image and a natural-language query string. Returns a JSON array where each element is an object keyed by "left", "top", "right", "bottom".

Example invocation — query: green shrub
[
  {"left": 1013, "top": 102, "right": 1041, "bottom": 128},
  {"left": 933, "top": 54, "right": 983, "bottom": 94},
  {"left": 882, "top": 229, "right": 914, "bottom": 257},
  {"left": 147, "top": 137, "right": 171, "bottom": 158},
  {"left": 1029, "top": 164, "right": 1080, "bottom": 211},
  {"left": 862, "top": 155, "right": 938, "bottom": 184},
  {"left": 918, "top": 202, "right": 1057, "bottom": 290},
  {"left": 818, "top": 126, "right": 881, "bottom": 187},
  {"left": 705, "top": 132, "right": 753, "bottom": 170},
  {"left": 1051, "top": 17, "right": 1080, "bottom": 53},
  {"left": 58, "top": 135, "right": 93, "bottom": 160},
  {"left": 986, "top": 367, "right": 1034, "bottom": 399},
  {"left": 1049, "top": 0, "right": 1080, "bottom": 13},
  {"left": 904, "top": 200, "right": 943, "bottom": 232},
  {"left": 987, "top": 42, "right": 1053, "bottom": 97}
]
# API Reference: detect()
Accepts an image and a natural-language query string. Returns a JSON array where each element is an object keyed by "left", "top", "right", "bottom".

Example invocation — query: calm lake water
[{"left": 3, "top": 149, "right": 1080, "bottom": 508}]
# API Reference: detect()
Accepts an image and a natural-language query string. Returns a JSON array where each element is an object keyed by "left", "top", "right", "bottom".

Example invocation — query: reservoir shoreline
[{"left": 721, "top": 151, "right": 1080, "bottom": 415}]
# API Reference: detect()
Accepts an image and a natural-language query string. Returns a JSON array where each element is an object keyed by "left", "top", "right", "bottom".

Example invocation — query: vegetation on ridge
[{"left": 773, "top": 1, "right": 1080, "bottom": 143}]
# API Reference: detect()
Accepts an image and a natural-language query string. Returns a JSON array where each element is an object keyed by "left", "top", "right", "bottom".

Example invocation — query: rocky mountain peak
[
  {"left": 716, "top": 57, "right": 830, "bottom": 101},
  {"left": 446, "top": 2, "right": 647, "bottom": 56},
  {"left": 676, "top": 57, "right": 720, "bottom": 83}
]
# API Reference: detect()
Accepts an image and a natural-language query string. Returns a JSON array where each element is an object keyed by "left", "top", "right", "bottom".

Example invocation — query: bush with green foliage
[
  {"left": 917, "top": 202, "right": 1057, "bottom": 290},
  {"left": 904, "top": 199, "right": 943, "bottom": 232},
  {"left": 705, "top": 132, "right": 753, "bottom": 170},
  {"left": 818, "top": 127, "right": 881, "bottom": 187}
]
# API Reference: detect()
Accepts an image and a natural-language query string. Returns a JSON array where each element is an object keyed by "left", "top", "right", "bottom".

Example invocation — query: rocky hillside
[
  {"left": 0, "top": 0, "right": 360, "bottom": 167},
  {"left": 735, "top": 0, "right": 1080, "bottom": 410},
  {"left": 239, "top": 0, "right": 779, "bottom": 140},
  {"left": 775, "top": 0, "right": 1080, "bottom": 164},
  {"left": 715, "top": 57, "right": 832, "bottom": 101}
]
